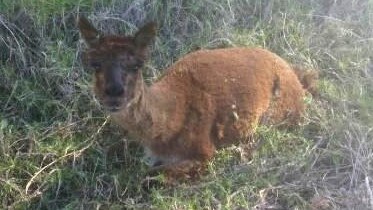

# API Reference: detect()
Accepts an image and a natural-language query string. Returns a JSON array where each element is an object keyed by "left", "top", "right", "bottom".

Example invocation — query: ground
[{"left": 0, "top": 0, "right": 373, "bottom": 209}]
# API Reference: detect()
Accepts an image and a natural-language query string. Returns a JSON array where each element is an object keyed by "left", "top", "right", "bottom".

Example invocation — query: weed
[{"left": 1, "top": 0, "right": 372, "bottom": 209}]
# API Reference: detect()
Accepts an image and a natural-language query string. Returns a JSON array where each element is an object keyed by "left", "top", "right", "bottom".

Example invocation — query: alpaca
[{"left": 78, "top": 16, "right": 316, "bottom": 178}]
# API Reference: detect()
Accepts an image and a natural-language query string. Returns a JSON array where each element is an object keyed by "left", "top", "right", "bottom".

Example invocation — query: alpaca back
[{"left": 149, "top": 47, "right": 305, "bottom": 148}]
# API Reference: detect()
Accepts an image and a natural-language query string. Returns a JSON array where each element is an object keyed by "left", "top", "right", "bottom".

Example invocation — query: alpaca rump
[{"left": 78, "top": 16, "right": 314, "bottom": 179}]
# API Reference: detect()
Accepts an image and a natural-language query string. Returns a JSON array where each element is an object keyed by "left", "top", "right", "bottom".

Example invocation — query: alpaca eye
[
  {"left": 133, "top": 60, "right": 144, "bottom": 69},
  {"left": 127, "top": 65, "right": 139, "bottom": 72},
  {"left": 90, "top": 61, "right": 102, "bottom": 70},
  {"left": 128, "top": 61, "right": 144, "bottom": 72},
  {"left": 119, "top": 60, "right": 142, "bottom": 72}
]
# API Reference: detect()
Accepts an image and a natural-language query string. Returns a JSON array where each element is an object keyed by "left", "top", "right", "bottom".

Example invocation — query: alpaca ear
[
  {"left": 134, "top": 22, "right": 157, "bottom": 48},
  {"left": 78, "top": 16, "right": 101, "bottom": 47}
]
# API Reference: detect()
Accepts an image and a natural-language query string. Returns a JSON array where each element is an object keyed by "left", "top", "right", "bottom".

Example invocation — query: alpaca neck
[{"left": 112, "top": 71, "right": 156, "bottom": 139}]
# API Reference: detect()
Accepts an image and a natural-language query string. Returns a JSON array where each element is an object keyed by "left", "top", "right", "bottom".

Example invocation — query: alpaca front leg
[
  {"left": 148, "top": 159, "right": 207, "bottom": 181},
  {"left": 143, "top": 147, "right": 163, "bottom": 167},
  {"left": 145, "top": 133, "right": 216, "bottom": 181},
  {"left": 142, "top": 159, "right": 206, "bottom": 189},
  {"left": 145, "top": 91, "right": 216, "bottom": 181}
]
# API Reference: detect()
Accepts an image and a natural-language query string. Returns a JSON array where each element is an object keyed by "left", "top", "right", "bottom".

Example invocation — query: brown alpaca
[{"left": 78, "top": 17, "right": 314, "bottom": 179}]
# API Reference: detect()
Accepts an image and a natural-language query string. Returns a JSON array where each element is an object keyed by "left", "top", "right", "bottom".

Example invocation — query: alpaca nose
[{"left": 105, "top": 83, "right": 124, "bottom": 97}]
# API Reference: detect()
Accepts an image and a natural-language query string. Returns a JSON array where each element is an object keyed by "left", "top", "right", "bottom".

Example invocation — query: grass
[{"left": 1, "top": 0, "right": 373, "bottom": 209}]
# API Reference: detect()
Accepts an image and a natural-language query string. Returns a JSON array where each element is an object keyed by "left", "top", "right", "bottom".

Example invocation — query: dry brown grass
[{"left": 0, "top": 0, "right": 372, "bottom": 209}]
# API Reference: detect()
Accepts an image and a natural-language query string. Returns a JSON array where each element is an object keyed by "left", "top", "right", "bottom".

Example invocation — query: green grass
[{"left": 1, "top": 0, "right": 373, "bottom": 209}]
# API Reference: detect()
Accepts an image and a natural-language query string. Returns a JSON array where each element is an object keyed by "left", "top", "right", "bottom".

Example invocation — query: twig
[
  {"left": 366, "top": 176, "right": 373, "bottom": 209},
  {"left": 25, "top": 117, "right": 109, "bottom": 194}
]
